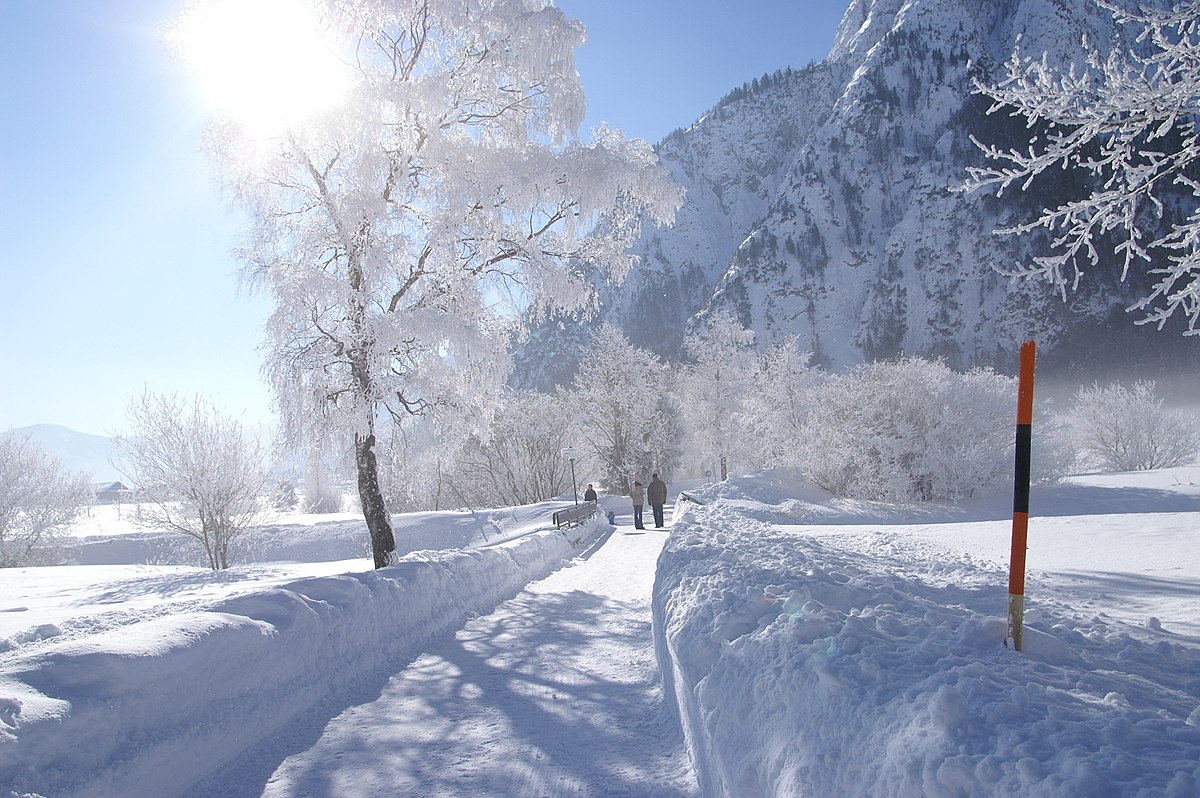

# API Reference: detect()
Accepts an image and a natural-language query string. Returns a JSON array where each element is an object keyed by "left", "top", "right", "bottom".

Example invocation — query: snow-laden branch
[{"left": 962, "top": 0, "right": 1200, "bottom": 333}]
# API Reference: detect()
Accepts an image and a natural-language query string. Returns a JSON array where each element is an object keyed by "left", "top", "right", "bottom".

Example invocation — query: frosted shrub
[
  {"left": 677, "top": 313, "right": 760, "bottom": 480},
  {"left": 0, "top": 435, "right": 92, "bottom": 566},
  {"left": 302, "top": 463, "right": 345, "bottom": 514},
  {"left": 114, "top": 391, "right": 269, "bottom": 570},
  {"left": 800, "top": 359, "right": 1017, "bottom": 502},
  {"left": 1069, "top": 381, "right": 1200, "bottom": 472},
  {"left": 571, "top": 324, "right": 680, "bottom": 491}
]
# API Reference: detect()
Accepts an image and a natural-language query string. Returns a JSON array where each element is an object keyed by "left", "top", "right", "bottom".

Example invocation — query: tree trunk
[{"left": 356, "top": 432, "right": 396, "bottom": 569}]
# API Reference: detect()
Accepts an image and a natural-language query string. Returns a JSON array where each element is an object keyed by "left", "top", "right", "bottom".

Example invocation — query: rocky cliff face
[{"left": 515, "top": 0, "right": 1199, "bottom": 390}]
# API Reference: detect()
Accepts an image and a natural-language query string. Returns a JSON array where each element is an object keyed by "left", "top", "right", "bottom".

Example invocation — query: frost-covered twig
[{"left": 963, "top": 1, "right": 1200, "bottom": 333}]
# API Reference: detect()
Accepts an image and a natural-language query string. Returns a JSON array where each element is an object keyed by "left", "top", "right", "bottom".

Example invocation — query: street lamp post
[{"left": 561, "top": 447, "right": 580, "bottom": 505}]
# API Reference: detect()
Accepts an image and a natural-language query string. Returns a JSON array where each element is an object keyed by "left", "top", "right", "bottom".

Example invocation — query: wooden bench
[{"left": 553, "top": 500, "right": 597, "bottom": 529}]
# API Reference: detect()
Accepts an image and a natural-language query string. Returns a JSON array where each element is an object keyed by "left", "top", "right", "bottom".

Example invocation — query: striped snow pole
[{"left": 1007, "top": 340, "right": 1037, "bottom": 652}]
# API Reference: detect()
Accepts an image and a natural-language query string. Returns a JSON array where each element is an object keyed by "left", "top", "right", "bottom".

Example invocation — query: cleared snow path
[{"left": 195, "top": 512, "right": 699, "bottom": 798}]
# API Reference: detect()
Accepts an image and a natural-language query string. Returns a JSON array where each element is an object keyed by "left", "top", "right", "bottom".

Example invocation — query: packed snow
[{"left": 2, "top": 468, "right": 1199, "bottom": 797}]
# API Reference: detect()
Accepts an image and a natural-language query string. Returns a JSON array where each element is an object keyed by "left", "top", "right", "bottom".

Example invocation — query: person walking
[
  {"left": 631, "top": 479, "right": 645, "bottom": 530},
  {"left": 648, "top": 473, "right": 668, "bottom": 528},
  {"left": 584, "top": 483, "right": 598, "bottom": 503}
]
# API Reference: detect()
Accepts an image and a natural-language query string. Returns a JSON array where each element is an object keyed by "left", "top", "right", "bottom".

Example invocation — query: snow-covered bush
[
  {"left": 114, "top": 391, "right": 269, "bottom": 570},
  {"left": 0, "top": 435, "right": 92, "bottom": 566},
  {"left": 799, "top": 359, "right": 1022, "bottom": 502},
  {"left": 293, "top": 440, "right": 347, "bottom": 514},
  {"left": 1069, "top": 380, "right": 1200, "bottom": 471},
  {"left": 270, "top": 479, "right": 299, "bottom": 512}
]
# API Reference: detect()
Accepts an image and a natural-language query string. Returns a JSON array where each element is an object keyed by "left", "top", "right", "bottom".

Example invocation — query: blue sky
[{"left": 1, "top": 0, "right": 847, "bottom": 436}]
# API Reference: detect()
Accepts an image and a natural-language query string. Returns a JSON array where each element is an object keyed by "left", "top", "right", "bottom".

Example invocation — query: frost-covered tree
[
  {"left": 571, "top": 323, "right": 675, "bottom": 492},
  {"left": 299, "top": 438, "right": 345, "bottom": 514},
  {"left": 800, "top": 359, "right": 1023, "bottom": 502},
  {"left": 455, "top": 391, "right": 571, "bottom": 506},
  {"left": 114, "top": 392, "right": 269, "bottom": 570},
  {"left": 640, "top": 391, "right": 684, "bottom": 484},
  {"left": 745, "top": 336, "right": 822, "bottom": 469},
  {"left": 172, "top": 0, "right": 680, "bottom": 567},
  {"left": 678, "top": 314, "right": 758, "bottom": 480},
  {"left": 1069, "top": 380, "right": 1200, "bottom": 470},
  {"left": 0, "top": 435, "right": 92, "bottom": 567},
  {"left": 966, "top": 1, "right": 1200, "bottom": 334}
]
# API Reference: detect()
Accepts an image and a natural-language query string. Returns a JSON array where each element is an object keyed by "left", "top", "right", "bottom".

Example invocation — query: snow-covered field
[
  {"left": 2, "top": 469, "right": 1199, "bottom": 797},
  {"left": 657, "top": 468, "right": 1200, "bottom": 797}
]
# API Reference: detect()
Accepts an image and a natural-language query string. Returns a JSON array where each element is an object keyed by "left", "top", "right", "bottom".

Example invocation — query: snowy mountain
[
  {"left": 517, "top": 0, "right": 1200, "bottom": 388},
  {"left": 1, "top": 424, "right": 120, "bottom": 482}
]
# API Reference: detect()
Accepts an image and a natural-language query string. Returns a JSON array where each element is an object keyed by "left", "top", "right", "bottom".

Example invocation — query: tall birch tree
[{"left": 171, "top": 0, "right": 680, "bottom": 567}]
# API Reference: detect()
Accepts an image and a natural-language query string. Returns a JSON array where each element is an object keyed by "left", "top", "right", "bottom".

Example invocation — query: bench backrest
[{"left": 553, "top": 500, "right": 597, "bottom": 528}]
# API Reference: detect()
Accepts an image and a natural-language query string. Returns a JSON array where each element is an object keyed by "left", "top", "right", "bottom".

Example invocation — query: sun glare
[{"left": 172, "top": 0, "right": 349, "bottom": 136}]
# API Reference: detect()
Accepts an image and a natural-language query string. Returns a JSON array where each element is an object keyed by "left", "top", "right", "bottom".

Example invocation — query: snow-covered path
[{"left": 195, "top": 514, "right": 698, "bottom": 798}]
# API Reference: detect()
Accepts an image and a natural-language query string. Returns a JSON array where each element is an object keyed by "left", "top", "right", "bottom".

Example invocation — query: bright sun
[{"left": 171, "top": 0, "right": 350, "bottom": 135}]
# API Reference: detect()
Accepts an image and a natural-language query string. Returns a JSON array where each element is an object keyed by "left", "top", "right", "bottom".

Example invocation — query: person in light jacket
[
  {"left": 631, "top": 479, "right": 645, "bottom": 530},
  {"left": 648, "top": 473, "right": 668, "bottom": 528}
]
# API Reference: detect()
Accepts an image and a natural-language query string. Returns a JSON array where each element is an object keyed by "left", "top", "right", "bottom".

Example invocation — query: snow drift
[
  {"left": 0, "top": 517, "right": 606, "bottom": 798},
  {"left": 653, "top": 470, "right": 1200, "bottom": 797}
]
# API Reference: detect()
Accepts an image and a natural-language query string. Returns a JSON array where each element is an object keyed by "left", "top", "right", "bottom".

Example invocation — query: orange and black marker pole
[{"left": 1007, "top": 340, "right": 1036, "bottom": 651}]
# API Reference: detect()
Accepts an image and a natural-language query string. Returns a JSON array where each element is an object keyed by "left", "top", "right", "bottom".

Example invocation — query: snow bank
[
  {"left": 0, "top": 517, "right": 606, "bottom": 798},
  {"left": 653, "top": 470, "right": 1200, "bottom": 798},
  {"left": 61, "top": 501, "right": 561, "bottom": 567}
]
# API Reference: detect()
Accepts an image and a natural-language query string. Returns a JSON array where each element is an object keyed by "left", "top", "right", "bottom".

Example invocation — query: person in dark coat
[
  {"left": 584, "top": 483, "right": 597, "bottom": 503},
  {"left": 648, "top": 473, "right": 668, "bottom": 528},
  {"left": 631, "top": 479, "right": 645, "bottom": 529}
]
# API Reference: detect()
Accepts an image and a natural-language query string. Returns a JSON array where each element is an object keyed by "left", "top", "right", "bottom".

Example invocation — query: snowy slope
[
  {"left": 515, "top": 0, "right": 1200, "bottom": 388},
  {"left": 703, "top": 0, "right": 1153, "bottom": 371},
  {"left": 0, "top": 511, "right": 608, "bottom": 798},
  {"left": 655, "top": 469, "right": 1200, "bottom": 797}
]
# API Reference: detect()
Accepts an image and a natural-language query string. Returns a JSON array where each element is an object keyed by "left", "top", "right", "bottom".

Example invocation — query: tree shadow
[
  {"left": 1032, "top": 482, "right": 1200, "bottom": 517},
  {"left": 212, "top": 589, "right": 695, "bottom": 797},
  {"left": 887, "top": 482, "right": 1200, "bottom": 526},
  {"left": 78, "top": 567, "right": 295, "bottom": 606}
]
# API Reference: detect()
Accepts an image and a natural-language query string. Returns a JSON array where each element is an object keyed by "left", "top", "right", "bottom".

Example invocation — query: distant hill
[{"left": 1, "top": 424, "right": 121, "bottom": 483}]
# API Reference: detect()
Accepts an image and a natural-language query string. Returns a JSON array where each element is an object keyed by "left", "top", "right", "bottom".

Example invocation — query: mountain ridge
[
  {"left": 515, "top": 0, "right": 1200, "bottom": 390},
  {"left": 1, "top": 424, "right": 121, "bottom": 482}
]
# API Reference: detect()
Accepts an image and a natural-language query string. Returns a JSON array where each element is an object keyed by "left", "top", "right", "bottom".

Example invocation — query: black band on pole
[{"left": 1013, "top": 423, "right": 1031, "bottom": 514}]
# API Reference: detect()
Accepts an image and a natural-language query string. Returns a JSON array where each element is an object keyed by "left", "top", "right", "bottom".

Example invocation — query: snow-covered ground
[
  {"left": 2, "top": 469, "right": 1199, "bottom": 797},
  {"left": 657, "top": 468, "right": 1200, "bottom": 797}
]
